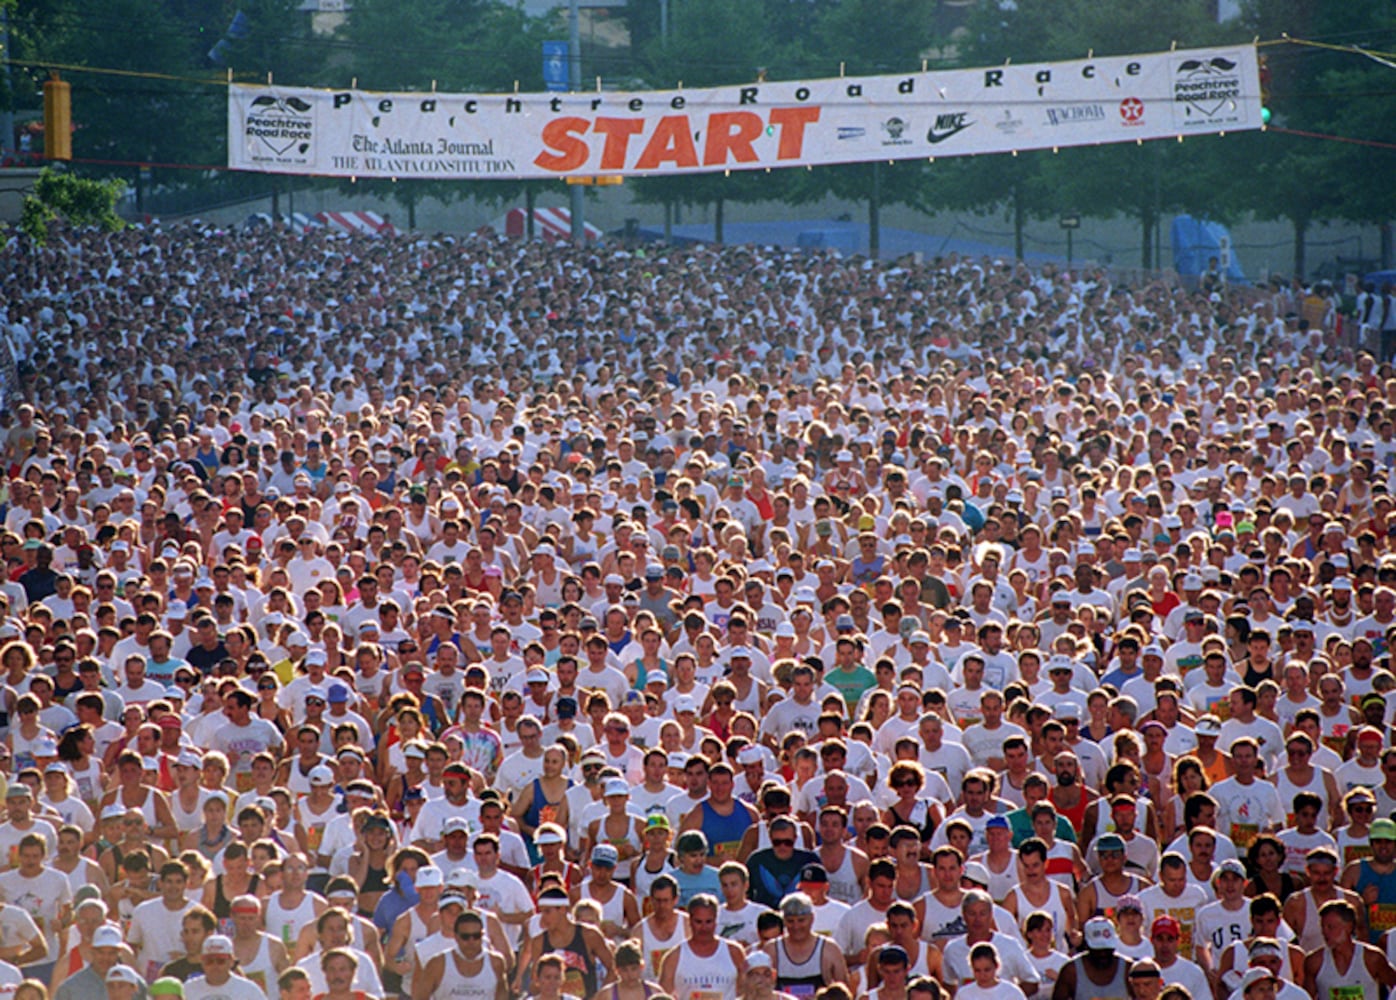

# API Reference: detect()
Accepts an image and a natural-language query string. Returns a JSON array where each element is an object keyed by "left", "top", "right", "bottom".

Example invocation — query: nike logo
[
  {"left": 926, "top": 115, "right": 971, "bottom": 144},
  {"left": 926, "top": 120, "right": 972, "bottom": 143}
]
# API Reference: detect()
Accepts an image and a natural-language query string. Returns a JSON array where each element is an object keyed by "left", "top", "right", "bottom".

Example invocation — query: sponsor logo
[
  {"left": 881, "top": 117, "right": 912, "bottom": 146},
  {"left": 1173, "top": 54, "right": 1244, "bottom": 127},
  {"left": 994, "top": 109, "right": 1025, "bottom": 135},
  {"left": 836, "top": 125, "right": 866, "bottom": 141},
  {"left": 926, "top": 112, "right": 972, "bottom": 144},
  {"left": 1118, "top": 97, "right": 1145, "bottom": 126},
  {"left": 1044, "top": 103, "right": 1106, "bottom": 127},
  {"left": 244, "top": 94, "right": 314, "bottom": 162}
]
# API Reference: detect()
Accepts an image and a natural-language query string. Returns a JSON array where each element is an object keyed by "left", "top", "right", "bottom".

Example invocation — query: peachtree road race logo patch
[
  {"left": 245, "top": 95, "right": 314, "bottom": 162},
  {"left": 1173, "top": 55, "right": 1245, "bottom": 128}
]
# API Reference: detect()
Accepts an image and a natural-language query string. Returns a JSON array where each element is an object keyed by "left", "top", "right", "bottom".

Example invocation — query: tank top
[
  {"left": 887, "top": 799, "right": 937, "bottom": 843},
  {"left": 1068, "top": 955, "right": 1130, "bottom": 1000},
  {"left": 433, "top": 948, "right": 499, "bottom": 1000},
  {"left": 265, "top": 891, "right": 321, "bottom": 950},
  {"left": 1086, "top": 874, "right": 1141, "bottom": 919},
  {"left": 212, "top": 873, "right": 262, "bottom": 933},
  {"left": 1008, "top": 883, "right": 1070, "bottom": 951},
  {"left": 525, "top": 777, "right": 569, "bottom": 834},
  {"left": 542, "top": 923, "right": 597, "bottom": 998},
  {"left": 630, "top": 856, "right": 676, "bottom": 911},
  {"left": 1297, "top": 891, "right": 1328, "bottom": 952},
  {"left": 1092, "top": 797, "right": 1150, "bottom": 838},
  {"left": 237, "top": 933, "right": 280, "bottom": 998},
  {"left": 1315, "top": 945, "right": 1382, "bottom": 1000},
  {"left": 1044, "top": 841, "right": 1078, "bottom": 891},
  {"left": 114, "top": 785, "right": 162, "bottom": 828},
  {"left": 729, "top": 677, "right": 762, "bottom": 717},
  {"left": 580, "top": 878, "right": 629, "bottom": 932},
  {"left": 639, "top": 914, "right": 688, "bottom": 978},
  {"left": 1353, "top": 861, "right": 1396, "bottom": 941},
  {"left": 699, "top": 801, "right": 752, "bottom": 862},
  {"left": 170, "top": 788, "right": 210, "bottom": 835},
  {"left": 775, "top": 938, "right": 826, "bottom": 1000},
  {"left": 674, "top": 939, "right": 740, "bottom": 1000},
  {"left": 821, "top": 847, "right": 862, "bottom": 906},
  {"left": 895, "top": 865, "right": 934, "bottom": 902},
  {"left": 68, "top": 759, "right": 105, "bottom": 807},
  {"left": 920, "top": 893, "right": 969, "bottom": 943},
  {"left": 1049, "top": 789, "right": 1091, "bottom": 838}
]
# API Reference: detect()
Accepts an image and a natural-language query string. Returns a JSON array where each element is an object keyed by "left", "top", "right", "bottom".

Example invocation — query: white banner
[{"left": 228, "top": 45, "right": 1260, "bottom": 180}]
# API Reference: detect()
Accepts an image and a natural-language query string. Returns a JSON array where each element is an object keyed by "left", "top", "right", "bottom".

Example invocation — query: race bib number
[
  {"left": 1371, "top": 903, "right": 1396, "bottom": 934},
  {"left": 1231, "top": 823, "right": 1260, "bottom": 849}
]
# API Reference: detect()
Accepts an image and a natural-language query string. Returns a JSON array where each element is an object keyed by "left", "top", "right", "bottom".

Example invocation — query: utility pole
[
  {"left": 569, "top": 0, "right": 585, "bottom": 244},
  {"left": 1, "top": 9, "right": 14, "bottom": 155}
]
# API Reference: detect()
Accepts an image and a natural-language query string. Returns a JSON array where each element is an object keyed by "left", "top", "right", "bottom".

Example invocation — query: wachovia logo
[{"left": 245, "top": 94, "right": 314, "bottom": 161}]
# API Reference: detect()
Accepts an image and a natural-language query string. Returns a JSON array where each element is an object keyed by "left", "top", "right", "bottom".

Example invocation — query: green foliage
[{"left": 20, "top": 167, "right": 126, "bottom": 242}]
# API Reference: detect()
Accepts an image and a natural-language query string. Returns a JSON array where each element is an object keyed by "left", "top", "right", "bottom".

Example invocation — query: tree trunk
[
  {"left": 270, "top": 183, "right": 280, "bottom": 220},
  {"left": 1382, "top": 221, "right": 1392, "bottom": 270},
  {"left": 406, "top": 191, "right": 417, "bottom": 230},
  {"left": 714, "top": 197, "right": 724, "bottom": 244},
  {"left": 1141, "top": 211, "right": 1155, "bottom": 271},
  {"left": 1293, "top": 215, "right": 1308, "bottom": 279},
  {"left": 526, "top": 185, "right": 536, "bottom": 240},
  {"left": 664, "top": 200, "right": 673, "bottom": 243},
  {"left": 869, "top": 162, "right": 881, "bottom": 260}
]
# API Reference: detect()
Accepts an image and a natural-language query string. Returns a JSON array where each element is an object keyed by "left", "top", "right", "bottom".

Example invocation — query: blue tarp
[{"left": 1172, "top": 214, "right": 1246, "bottom": 283}]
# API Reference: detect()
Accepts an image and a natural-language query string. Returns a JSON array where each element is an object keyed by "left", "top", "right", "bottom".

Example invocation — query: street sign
[
  {"left": 542, "top": 42, "right": 569, "bottom": 93},
  {"left": 1059, "top": 214, "right": 1080, "bottom": 230}
]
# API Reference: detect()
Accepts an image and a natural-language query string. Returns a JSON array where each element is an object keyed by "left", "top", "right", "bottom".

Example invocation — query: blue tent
[{"left": 1172, "top": 215, "right": 1246, "bottom": 284}]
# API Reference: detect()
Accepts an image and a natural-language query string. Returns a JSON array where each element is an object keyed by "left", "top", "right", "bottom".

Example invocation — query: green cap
[
  {"left": 150, "top": 979, "right": 185, "bottom": 998},
  {"left": 1370, "top": 818, "right": 1396, "bottom": 841}
]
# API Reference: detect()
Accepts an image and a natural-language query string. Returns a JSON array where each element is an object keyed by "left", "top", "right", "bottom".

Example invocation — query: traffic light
[
  {"left": 1258, "top": 55, "right": 1272, "bottom": 126},
  {"left": 43, "top": 74, "right": 72, "bottom": 160}
]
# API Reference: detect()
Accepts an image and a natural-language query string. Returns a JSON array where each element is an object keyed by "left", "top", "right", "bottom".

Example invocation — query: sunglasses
[
  {"left": 306, "top": 698, "right": 326, "bottom": 706},
  {"left": 772, "top": 838, "right": 796, "bottom": 847},
  {"left": 457, "top": 932, "right": 483, "bottom": 941}
]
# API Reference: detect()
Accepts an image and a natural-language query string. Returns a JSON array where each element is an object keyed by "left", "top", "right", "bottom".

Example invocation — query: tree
[
  {"left": 20, "top": 166, "right": 125, "bottom": 242},
  {"left": 10, "top": 0, "right": 225, "bottom": 208},
  {"left": 773, "top": 0, "right": 938, "bottom": 258},
  {"left": 629, "top": 0, "right": 791, "bottom": 242},
  {"left": 333, "top": 0, "right": 560, "bottom": 227},
  {"left": 950, "top": 0, "right": 1241, "bottom": 267}
]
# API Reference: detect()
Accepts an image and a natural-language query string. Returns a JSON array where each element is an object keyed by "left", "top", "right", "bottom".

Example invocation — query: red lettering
[
  {"left": 703, "top": 111, "right": 763, "bottom": 166},
  {"left": 592, "top": 118, "right": 647, "bottom": 171},
  {"left": 533, "top": 117, "right": 590, "bottom": 172},
  {"left": 634, "top": 115, "right": 699, "bottom": 171},
  {"left": 769, "top": 106, "right": 820, "bottom": 160}
]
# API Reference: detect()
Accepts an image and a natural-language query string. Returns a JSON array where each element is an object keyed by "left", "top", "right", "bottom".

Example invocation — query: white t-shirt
[
  {"left": 183, "top": 975, "right": 271, "bottom": 1000},
  {"left": 125, "top": 896, "right": 195, "bottom": 981},
  {"left": 472, "top": 869, "right": 532, "bottom": 947}
]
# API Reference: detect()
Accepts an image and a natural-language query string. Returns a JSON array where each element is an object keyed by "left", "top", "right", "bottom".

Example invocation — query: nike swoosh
[{"left": 926, "top": 122, "right": 972, "bottom": 144}]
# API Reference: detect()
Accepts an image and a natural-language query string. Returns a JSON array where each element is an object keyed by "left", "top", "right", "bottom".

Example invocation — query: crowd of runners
[{"left": 0, "top": 218, "right": 1387, "bottom": 1000}]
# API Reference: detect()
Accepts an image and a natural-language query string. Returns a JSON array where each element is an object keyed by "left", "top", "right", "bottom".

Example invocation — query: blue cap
[{"left": 986, "top": 816, "right": 1010, "bottom": 830}]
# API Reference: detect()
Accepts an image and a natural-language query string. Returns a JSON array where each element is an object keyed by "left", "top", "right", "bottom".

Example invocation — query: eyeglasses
[
  {"left": 306, "top": 698, "right": 325, "bottom": 706},
  {"left": 457, "top": 932, "right": 483, "bottom": 940},
  {"left": 892, "top": 779, "right": 918, "bottom": 789},
  {"left": 772, "top": 838, "right": 796, "bottom": 847},
  {"left": 258, "top": 683, "right": 276, "bottom": 691},
  {"left": 1352, "top": 804, "right": 1376, "bottom": 812}
]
